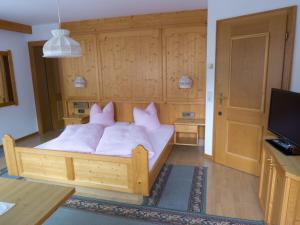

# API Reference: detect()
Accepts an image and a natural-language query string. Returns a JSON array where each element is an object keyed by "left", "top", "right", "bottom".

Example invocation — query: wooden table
[{"left": 0, "top": 178, "right": 75, "bottom": 225}]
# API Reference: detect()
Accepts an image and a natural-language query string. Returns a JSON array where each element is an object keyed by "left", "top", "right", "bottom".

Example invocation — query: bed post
[
  {"left": 2, "top": 134, "right": 19, "bottom": 176},
  {"left": 132, "top": 145, "right": 149, "bottom": 196}
]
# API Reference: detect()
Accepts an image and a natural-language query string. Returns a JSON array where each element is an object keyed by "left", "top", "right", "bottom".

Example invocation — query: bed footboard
[{"left": 2, "top": 135, "right": 150, "bottom": 196}]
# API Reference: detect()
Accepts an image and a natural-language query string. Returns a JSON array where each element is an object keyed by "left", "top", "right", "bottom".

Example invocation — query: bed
[{"left": 2, "top": 124, "right": 174, "bottom": 196}]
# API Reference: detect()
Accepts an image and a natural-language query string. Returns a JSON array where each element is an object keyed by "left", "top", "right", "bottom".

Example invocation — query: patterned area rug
[
  {"left": 143, "top": 164, "right": 207, "bottom": 213},
  {"left": 64, "top": 196, "right": 264, "bottom": 225}
]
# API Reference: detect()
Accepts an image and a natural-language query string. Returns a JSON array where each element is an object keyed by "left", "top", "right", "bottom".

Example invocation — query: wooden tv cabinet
[{"left": 259, "top": 139, "right": 300, "bottom": 225}]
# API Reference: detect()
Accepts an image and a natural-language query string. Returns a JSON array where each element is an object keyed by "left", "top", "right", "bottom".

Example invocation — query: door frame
[
  {"left": 212, "top": 6, "right": 297, "bottom": 160},
  {"left": 28, "top": 40, "right": 47, "bottom": 135}
]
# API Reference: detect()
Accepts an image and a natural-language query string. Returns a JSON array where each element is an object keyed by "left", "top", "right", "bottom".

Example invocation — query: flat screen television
[{"left": 267, "top": 88, "right": 300, "bottom": 155}]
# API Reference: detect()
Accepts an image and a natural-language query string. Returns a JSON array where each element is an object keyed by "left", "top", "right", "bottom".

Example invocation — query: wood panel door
[
  {"left": 214, "top": 9, "right": 293, "bottom": 175},
  {"left": 44, "top": 58, "right": 64, "bottom": 130},
  {"left": 32, "top": 46, "right": 53, "bottom": 133},
  {"left": 30, "top": 45, "right": 64, "bottom": 133}
]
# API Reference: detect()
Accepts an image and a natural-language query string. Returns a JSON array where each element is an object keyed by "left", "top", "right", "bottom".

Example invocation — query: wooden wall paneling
[
  {"left": 98, "top": 32, "right": 134, "bottom": 100},
  {"left": 279, "top": 6, "right": 296, "bottom": 90},
  {"left": 98, "top": 30, "right": 163, "bottom": 101},
  {"left": 114, "top": 102, "right": 160, "bottom": 122},
  {"left": 60, "top": 34, "right": 99, "bottom": 101},
  {"left": 134, "top": 30, "right": 163, "bottom": 101},
  {"left": 163, "top": 26, "right": 206, "bottom": 102},
  {"left": 65, "top": 100, "right": 205, "bottom": 125},
  {"left": 62, "top": 10, "right": 207, "bottom": 34},
  {"left": 159, "top": 103, "right": 204, "bottom": 123},
  {"left": 60, "top": 10, "right": 207, "bottom": 122}
]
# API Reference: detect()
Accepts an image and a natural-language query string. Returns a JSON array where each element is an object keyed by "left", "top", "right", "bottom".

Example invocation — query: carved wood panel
[
  {"left": 58, "top": 11, "right": 207, "bottom": 120},
  {"left": 229, "top": 34, "right": 269, "bottom": 112},
  {"left": 98, "top": 30, "right": 162, "bottom": 101},
  {"left": 164, "top": 26, "right": 206, "bottom": 102},
  {"left": 60, "top": 34, "right": 99, "bottom": 100}
]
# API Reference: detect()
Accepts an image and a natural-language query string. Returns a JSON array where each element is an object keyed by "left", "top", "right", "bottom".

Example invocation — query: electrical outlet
[{"left": 182, "top": 112, "right": 195, "bottom": 119}]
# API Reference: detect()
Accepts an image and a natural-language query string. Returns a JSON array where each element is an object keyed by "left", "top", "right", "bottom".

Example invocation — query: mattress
[
  {"left": 36, "top": 122, "right": 174, "bottom": 171},
  {"left": 147, "top": 124, "right": 174, "bottom": 171}
]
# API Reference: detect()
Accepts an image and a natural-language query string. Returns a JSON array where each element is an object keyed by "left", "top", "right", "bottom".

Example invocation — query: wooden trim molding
[
  {"left": 0, "top": 19, "right": 32, "bottom": 34},
  {"left": 28, "top": 41, "right": 46, "bottom": 135},
  {"left": 62, "top": 9, "right": 207, "bottom": 34},
  {"left": 0, "top": 50, "right": 19, "bottom": 107},
  {"left": 281, "top": 6, "right": 297, "bottom": 90}
]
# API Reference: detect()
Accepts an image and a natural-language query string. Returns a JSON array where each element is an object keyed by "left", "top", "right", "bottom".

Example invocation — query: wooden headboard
[
  {"left": 66, "top": 100, "right": 204, "bottom": 124},
  {"left": 60, "top": 9, "right": 207, "bottom": 124}
]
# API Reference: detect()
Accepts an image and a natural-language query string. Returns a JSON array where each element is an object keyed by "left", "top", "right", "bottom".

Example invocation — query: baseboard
[
  {"left": 15, "top": 132, "right": 38, "bottom": 143},
  {"left": 0, "top": 132, "right": 38, "bottom": 148},
  {"left": 204, "top": 153, "right": 213, "bottom": 160}
]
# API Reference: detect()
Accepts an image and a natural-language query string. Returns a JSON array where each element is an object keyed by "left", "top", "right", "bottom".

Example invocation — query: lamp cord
[{"left": 56, "top": 0, "right": 61, "bottom": 28}]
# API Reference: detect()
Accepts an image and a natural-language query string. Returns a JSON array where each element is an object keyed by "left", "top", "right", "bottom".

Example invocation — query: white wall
[
  {"left": 0, "top": 23, "right": 59, "bottom": 145},
  {"left": 0, "top": 30, "right": 38, "bottom": 145},
  {"left": 25, "top": 23, "right": 58, "bottom": 42},
  {"left": 205, "top": 0, "right": 300, "bottom": 155}
]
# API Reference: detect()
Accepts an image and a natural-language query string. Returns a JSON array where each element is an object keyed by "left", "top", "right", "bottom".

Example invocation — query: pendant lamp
[{"left": 43, "top": 0, "right": 81, "bottom": 58}]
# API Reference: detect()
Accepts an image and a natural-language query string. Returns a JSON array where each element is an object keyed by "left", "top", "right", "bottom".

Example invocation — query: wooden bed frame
[{"left": 2, "top": 134, "right": 173, "bottom": 196}]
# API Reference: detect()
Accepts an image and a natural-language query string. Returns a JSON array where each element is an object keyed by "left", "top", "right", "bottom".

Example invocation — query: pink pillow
[
  {"left": 89, "top": 102, "right": 115, "bottom": 126},
  {"left": 133, "top": 102, "right": 161, "bottom": 131}
]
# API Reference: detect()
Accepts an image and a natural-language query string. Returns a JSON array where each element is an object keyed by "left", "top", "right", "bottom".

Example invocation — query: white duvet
[
  {"left": 36, "top": 124, "right": 105, "bottom": 153},
  {"left": 95, "top": 124, "right": 154, "bottom": 158}
]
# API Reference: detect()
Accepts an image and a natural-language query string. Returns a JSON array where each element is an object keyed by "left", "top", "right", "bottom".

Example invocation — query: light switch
[
  {"left": 207, "top": 91, "right": 213, "bottom": 102},
  {"left": 208, "top": 63, "right": 214, "bottom": 70}
]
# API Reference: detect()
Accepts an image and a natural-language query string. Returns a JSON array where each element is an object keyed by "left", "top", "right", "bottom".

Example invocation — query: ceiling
[{"left": 0, "top": 0, "right": 207, "bottom": 25}]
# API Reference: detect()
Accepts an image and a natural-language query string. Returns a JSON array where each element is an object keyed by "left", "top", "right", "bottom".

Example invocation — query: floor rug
[
  {"left": 62, "top": 196, "right": 264, "bottom": 225},
  {"left": 143, "top": 164, "right": 207, "bottom": 213},
  {"left": 0, "top": 165, "right": 264, "bottom": 225},
  {"left": 0, "top": 164, "right": 207, "bottom": 214}
]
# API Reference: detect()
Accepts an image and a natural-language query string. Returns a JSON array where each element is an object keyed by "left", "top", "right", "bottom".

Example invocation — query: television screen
[{"left": 268, "top": 88, "right": 300, "bottom": 147}]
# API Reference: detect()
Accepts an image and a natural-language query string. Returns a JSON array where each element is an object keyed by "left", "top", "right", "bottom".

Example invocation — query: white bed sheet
[
  {"left": 147, "top": 124, "right": 174, "bottom": 171},
  {"left": 35, "top": 122, "right": 174, "bottom": 172},
  {"left": 35, "top": 122, "right": 130, "bottom": 151}
]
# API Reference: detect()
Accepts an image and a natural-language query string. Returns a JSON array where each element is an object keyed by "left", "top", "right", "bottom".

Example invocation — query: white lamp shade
[
  {"left": 43, "top": 29, "right": 81, "bottom": 58},
  {"left": 74, "top": 75, "right": 86, "bottom": 88},
  {"left": 179, "top": 75, "right": 193, "bottom": 89}
]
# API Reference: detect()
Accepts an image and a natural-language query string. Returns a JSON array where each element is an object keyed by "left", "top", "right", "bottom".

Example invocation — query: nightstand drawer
[{"left": 175, "top": 124, "right": 198, "bottom": 133}]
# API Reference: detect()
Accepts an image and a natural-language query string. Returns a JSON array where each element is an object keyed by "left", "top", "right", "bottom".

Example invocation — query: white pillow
[
  {"left": 133, "top": 102, "right": 161, "bottom": 131},
  {"left": 89, "top": 102, "right": 115, "bottom": 126}
]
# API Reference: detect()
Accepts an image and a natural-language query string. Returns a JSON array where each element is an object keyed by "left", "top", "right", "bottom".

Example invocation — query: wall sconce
[
  {"left": 178, "top": 75, "right": 193, "bottom": 89},
  {"left": 74, "top": 75, "right": 86, "bottom": 88}
]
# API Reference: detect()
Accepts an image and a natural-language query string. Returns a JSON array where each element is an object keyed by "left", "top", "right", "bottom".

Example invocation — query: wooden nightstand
[
  {"left": 63, "top": 115, "right": 89, "bottom": 126},
  {"left": 174, "top": 118, "right": 205, "bottom": 146}
]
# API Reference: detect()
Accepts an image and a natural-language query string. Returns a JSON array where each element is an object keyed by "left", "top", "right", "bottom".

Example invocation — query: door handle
[{"left": 218, "top": 93, "right": 228, "bottom": 105}]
